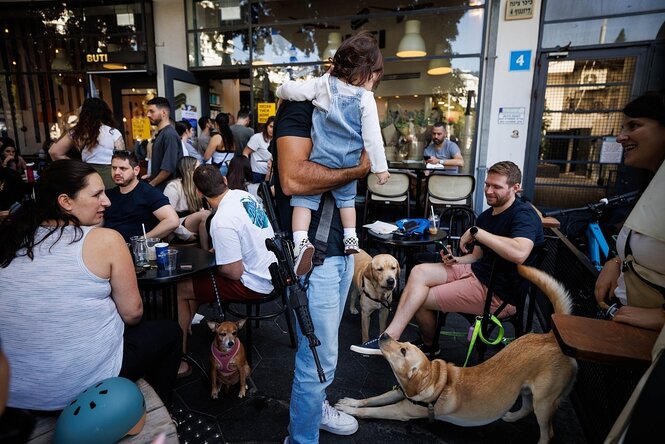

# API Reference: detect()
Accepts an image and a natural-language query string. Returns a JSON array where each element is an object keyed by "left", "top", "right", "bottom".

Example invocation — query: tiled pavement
[{"left": 172, "top": 296, "right": 586, "bottom": 444}]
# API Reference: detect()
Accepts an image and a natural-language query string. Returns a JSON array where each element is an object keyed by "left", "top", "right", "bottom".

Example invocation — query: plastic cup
[
  {"left": 155, "top": 242, "right": 169, "bottom": 268},
  {"left": 145, "top": 237, "right": 160, "bottom": 261},
  {"left": 165, "top": 249, "right": 178, "bottom": 272},
  {"left": 428, "top": 214, "right": 439, "bottom": 235},
  {"left": 130, "top": 236, "right": 148, "bottom": 266}
]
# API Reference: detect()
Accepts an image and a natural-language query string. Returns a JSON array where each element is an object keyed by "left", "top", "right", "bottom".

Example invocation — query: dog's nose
[{"left": 387, "top": 277, "right": 395, "bottom": 286}]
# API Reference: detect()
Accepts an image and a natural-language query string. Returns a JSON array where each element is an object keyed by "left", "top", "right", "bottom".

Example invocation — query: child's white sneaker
[
  {"left": 343, "top": 236, "right": 360, "bottom": 254},
  {"left": 293, "top": 239, "right": 315, "bottom": 276}
]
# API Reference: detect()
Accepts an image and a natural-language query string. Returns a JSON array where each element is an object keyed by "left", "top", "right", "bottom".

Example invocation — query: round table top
[
  {"left": 136, "top": 245, "right": 215, "bottom": 286},
  {"left": 366, "top": 227, "right": 447, "bottom": 247}
]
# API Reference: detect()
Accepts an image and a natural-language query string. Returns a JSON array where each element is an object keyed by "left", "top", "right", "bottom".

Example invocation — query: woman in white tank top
[{"left": 0, "top": 160, "right": 181, "bottom": 410}]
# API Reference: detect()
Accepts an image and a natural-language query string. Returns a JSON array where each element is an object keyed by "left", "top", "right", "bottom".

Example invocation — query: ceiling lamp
[
  {"left": 396, "top": 20, "right": 426, "bottom": 58},
  {"left": 427, "top": 44, "right": 452, "bottom": 75},
  {"left": 322, "top": 32, "right": 342, "bottom": 61}
]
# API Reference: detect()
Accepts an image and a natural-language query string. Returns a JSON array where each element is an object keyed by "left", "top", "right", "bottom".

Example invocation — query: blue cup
[{"left": 155, "top": 242, "right": 169, "bottom": 268}]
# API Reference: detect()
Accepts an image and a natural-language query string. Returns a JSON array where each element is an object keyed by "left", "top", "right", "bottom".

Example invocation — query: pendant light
[
  {"left": 396, "top": 20, "right": 426, "bottom": 58},
  {"left": 427, "top": 43, "right": 452, "bottom": 76}
]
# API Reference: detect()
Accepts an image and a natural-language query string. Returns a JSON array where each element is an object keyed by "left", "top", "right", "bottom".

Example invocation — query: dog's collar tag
[{"left": 211, "top": 341, "right": 239, "bottom": 375}]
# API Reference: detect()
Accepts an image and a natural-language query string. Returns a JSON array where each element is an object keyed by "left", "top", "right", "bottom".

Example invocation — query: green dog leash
[{"left": 463, "top": 315, "right": 504, "bottom": 367}]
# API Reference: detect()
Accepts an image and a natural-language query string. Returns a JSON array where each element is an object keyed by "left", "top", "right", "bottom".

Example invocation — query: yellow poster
[
  {"left": 132, "top": 117, "right": 151, "bottom": 140},
  {"left": 256, "top": 103, "right": 276, "bottom": 124}
]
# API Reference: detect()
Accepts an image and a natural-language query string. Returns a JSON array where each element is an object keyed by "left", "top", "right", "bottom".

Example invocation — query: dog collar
[
  {"left": 361, "top": 281, "right": 392, "bottom": 312},
  {"left": 394, "top": 386, "right": 437, "bottom": 422},
  {"left": 211, "top": 340, "right": 240, "bottom": 375}
]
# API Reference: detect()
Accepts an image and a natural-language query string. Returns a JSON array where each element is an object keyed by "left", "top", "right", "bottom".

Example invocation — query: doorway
[{"left": 524, "top": 48, "right": 647, "bottom": 209}]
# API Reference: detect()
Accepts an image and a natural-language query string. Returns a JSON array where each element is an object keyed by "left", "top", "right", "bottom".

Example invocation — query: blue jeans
[{"left": 288, "top": 255, "right": 353, "bottom": 443}]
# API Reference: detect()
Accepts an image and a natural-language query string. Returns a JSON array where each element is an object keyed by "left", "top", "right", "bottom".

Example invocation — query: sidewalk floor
[{"left": 172, "top": 287, "right": 586, "bottom": 444}]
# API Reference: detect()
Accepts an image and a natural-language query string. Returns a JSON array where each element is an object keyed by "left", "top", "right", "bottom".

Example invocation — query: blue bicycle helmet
[{"left": 54, "top": 377, "right": 146, "bottom": 444}]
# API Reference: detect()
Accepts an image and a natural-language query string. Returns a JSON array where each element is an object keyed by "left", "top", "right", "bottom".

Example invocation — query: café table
[
  {"left": 387, "top": 159, "right": 456, "bottom": 215},
  {"left": 366, "top": 226, "right": 448, "bottom": 285},
  {"left": 136, "top": 245, "right": 215, "bottom": 320}
]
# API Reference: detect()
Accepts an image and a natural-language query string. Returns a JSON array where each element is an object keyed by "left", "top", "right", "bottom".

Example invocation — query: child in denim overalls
[{"left": 276, "top": 31, "right": 390, "bottom": 276}]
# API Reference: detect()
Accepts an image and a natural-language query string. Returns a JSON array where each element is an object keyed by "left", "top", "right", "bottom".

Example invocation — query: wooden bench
[{"left": 27, "top": 379, "right": 178, "bottom": 443}]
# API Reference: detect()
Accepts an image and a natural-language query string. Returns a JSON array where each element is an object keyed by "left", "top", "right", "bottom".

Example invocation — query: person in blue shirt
[{"left": 423, "top": 121, "right": 464, "bottom": 173}]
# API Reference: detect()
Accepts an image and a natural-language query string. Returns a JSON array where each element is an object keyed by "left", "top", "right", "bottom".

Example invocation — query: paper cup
[{"left": 155, "top": 242, "right": 169, "bottom": 267}]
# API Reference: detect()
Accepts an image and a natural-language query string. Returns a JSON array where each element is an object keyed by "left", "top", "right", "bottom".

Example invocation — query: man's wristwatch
[{"left": 469, "top": 226, "right": 478, "bottom": 238}]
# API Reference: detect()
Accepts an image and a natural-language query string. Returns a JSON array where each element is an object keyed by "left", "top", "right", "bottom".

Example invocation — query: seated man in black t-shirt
[
  {"left": 272, "top": 100, "right": 370, "bottom": 443},
  {"left": 352, "top": 161, "right": 544, "bottom": 356},
  {"left": 104, "top": 150, "right": 179, "bottom": 242}
]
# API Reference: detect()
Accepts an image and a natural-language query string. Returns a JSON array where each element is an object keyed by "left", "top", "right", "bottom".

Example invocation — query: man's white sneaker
[
  {"left": 320, "top": 400, "right": 358, "bottom": 435},
  {"left": 293, "top": 239, "right": 315, "bottom": 277}
]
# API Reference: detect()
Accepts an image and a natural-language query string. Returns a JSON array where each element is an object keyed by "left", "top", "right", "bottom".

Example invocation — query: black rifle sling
[{"left": 311, "top": 194, "right": 335, "bottom": 267}]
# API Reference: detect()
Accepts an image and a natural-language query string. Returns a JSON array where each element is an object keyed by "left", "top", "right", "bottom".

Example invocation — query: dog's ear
[
  {"left": 207, "top": 320, "right": 218, "bottom": 332},
  {"left": 404, "top": 365, "right": 423, "bottom": 398},
  {"left": 236, "top": 318, "right": 247, "bottom": 330},
  {"left": 395, "top": 260, "right": 401, "bottom": 278},
  {"left": 363, "top": 261, "right": 374, "bottom": 282}
]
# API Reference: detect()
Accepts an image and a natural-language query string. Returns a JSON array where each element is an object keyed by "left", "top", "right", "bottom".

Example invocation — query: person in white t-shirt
[
  {"left": 243, "top": 116, "right": 274, "bottom": 183},
  {"left": 176, "top": 164, "right": 276, "bottom": 353},
  {"left": 49, "top": 97, "right": 125, "bottom": 189}
]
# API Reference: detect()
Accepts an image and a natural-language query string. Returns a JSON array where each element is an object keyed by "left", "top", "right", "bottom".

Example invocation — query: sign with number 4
[{"left": 509, "top": 50, "right": 531, "bottom": 71}]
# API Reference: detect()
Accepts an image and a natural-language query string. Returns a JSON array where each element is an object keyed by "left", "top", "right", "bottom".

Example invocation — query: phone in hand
[{"left": 423, "top": 155, "right": 431, "bottom": 161}]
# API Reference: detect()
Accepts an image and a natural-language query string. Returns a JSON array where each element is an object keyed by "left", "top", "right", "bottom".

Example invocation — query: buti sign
[{"left": 86, "top": 53, "right": 109, "bottom": 63}]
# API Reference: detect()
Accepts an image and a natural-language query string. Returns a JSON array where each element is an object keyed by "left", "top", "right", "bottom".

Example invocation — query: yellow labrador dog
[
  {"left": 337, "top": 265, "right": 577, "bottom": 444},
  {"left": 348, "top": 249, "right": 400, "bottom": 343}
]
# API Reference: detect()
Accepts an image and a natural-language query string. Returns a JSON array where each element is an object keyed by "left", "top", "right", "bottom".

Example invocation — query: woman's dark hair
[
  {"left": 70, "top": 97, "right": 118, "bottom": 150},
  {"left": 214, "top": 112, "right": 235, "bottom": 153},
  {"left": 175, "top": 119, "right": 192, "bottom": 137},
  {"left": 0, "top": 160, "right": 97, "bottom": 267},
  {"left": 226, "top": 155, "right": 252, "bottom": 191},
  {"left": 261, "top": 116, "right": 275, "bottom": 143},
  {"left": 623, "top": 90, "right": 665, "bottom": 127},
  {"left": 330, "top": 30, "right": 383, "bottom": 88}
]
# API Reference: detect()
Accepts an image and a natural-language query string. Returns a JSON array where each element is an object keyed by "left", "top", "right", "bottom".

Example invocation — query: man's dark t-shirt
[
  {"left": 271, "top": 101, "right": 344, "bottom": 258},
  {"left": 471, "top": 198, "right": 544, "bottom": 305},
  {"left": 104, "top": 181, "right": 169, "bottom": 242}
]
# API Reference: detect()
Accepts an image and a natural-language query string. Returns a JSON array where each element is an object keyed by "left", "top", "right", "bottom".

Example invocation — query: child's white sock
[
  {"left": 293, "top": 230, "right": 308, "bottom": 247},
  {"left": 343, "top": 228, "right": 357, "bottom": 239}
]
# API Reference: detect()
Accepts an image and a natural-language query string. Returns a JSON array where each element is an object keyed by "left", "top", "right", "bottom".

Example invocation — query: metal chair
[
  {"left": 361, "top": 172, "right": 411, "bottom": 246},
  {"left": 425, "top": 174, "right": 476, "bottom": 255}
]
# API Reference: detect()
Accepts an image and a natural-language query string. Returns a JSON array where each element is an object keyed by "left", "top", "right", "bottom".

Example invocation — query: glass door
[{"left": 525, "top": 49, "right": 647, "bottom": 210}]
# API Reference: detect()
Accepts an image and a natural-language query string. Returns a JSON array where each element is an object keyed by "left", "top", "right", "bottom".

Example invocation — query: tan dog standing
[
  {"left": 208, "top": 319, "right": 251, "bottom": 399},
  {"left": 337, "top": 265, "right": 577, "bottom": 444},
  {"left": 348, "top": 249, "right": 400, "bottom": 343}
]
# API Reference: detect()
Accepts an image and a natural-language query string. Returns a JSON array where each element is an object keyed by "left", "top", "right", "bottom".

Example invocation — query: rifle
[{"left": 259, "top": 183, "right": 326, "bottom": 383}]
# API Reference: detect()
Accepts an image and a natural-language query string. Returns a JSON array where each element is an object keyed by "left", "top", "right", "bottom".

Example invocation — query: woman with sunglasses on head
[
  {"left": 594, "top": 90, "right": 665, "bottom": 331},
  {"left": 0, "top": 160, "right": 181, "bottom": 412},
  {"left": 49, "top": 97, "right": 125, "bottom": 189}
]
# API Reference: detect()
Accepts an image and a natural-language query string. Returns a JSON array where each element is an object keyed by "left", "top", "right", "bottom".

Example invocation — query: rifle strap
[{"left": 311, "top": 194, "right": 335, "bottom": 267}]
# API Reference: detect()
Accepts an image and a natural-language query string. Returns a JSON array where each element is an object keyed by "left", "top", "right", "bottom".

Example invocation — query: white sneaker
[
  {"left": 320, "top": 400, "right": 358, "bottom": 435},
  {"left": 293, "top": 239, "right": 315, "bottom": 277}
]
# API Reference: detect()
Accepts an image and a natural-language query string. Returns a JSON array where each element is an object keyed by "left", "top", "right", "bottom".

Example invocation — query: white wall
[
  {"left": 153, "top": 0, "right": 189, "bottom": 95},
  {"left": 481, "top": 0, "right": 542, "bottom": 176}
]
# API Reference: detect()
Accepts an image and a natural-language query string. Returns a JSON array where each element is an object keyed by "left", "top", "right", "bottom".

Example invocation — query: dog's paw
[
  {"left": 238, "top": 384, "right": 248, "bottom": 398},
  {"left": 335, "top": 397, "right": 362, "bottom": 410},
  {"left": 211, "top": 391, "right": 218, "bottom": 400},
  {"left": 349, "top": 306, "right": 359, "bottom": 315}
]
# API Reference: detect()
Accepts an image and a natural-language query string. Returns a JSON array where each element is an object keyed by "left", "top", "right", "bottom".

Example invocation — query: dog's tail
[{"left": 517, "top": 265, "right": 573, "bottom": 315}]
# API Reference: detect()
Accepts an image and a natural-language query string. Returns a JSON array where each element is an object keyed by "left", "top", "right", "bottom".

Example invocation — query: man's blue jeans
[{"left": 288, "top": 255, "right": 353, "bottom": 443}]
